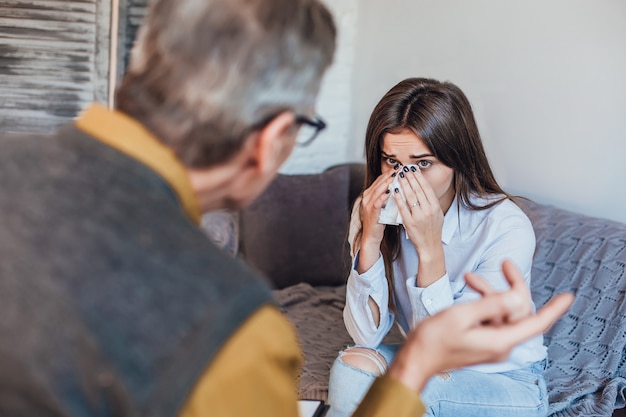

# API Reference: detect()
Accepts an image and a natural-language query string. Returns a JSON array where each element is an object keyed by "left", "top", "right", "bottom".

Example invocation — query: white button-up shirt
[{"left": 344, "top": 195, "right": 547, "bottom": 373}]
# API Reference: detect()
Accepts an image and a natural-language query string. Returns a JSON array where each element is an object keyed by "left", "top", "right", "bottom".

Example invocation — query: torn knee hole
[{"left": 340, "top": 347, "right": 388, "bottom": 375}]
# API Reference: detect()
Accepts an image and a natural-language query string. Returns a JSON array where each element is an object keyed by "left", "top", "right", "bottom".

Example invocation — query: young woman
[{"left": 327, "top": 78, "right": 548, "bottom": 417}]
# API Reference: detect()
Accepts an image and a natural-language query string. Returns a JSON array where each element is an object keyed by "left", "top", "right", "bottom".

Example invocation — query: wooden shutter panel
[
  {"left": 0, "top": 0, "right": 112, "bottom": 134},
  {"left": 118, "top": 0, "right": 148, "bottom": 73}
]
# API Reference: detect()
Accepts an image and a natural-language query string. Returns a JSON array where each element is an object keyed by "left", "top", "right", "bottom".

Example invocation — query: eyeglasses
[
  {"left": 248, "top": 112, "right": 327, "bottom": 147},
  {"left": 294, "top": 114, "right": 327, "bottom": 147}
]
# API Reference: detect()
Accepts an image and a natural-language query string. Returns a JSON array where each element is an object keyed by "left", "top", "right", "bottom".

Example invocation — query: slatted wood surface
[
  {"left": 119, "top": 0, "right": 147, "bottom": 71},
  {"left": 0, "top": 0, "right": 111, "bottom": 134}
]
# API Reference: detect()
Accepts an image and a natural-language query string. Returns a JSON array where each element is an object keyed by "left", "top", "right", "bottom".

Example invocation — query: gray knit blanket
[
  {"left": 274, "top": 201, "right": 626, "bottom": 416},
  {"left": 522, "top": 201, "right": 626, "bottom": 416}
]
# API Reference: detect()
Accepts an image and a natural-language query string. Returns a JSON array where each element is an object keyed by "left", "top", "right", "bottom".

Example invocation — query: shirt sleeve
[
  {"left": 177, "top": 304, "right": 302, "bottom": 417},
  {"left": 344, "top": 255, "right": 395, "bottom": 346},
  {"left": 460, "top": 213, "right": 536, "bottom": 302},
  {"left": 405, "top": 272, "right": 454, "bottom": 324},
  {"left": 343, "top": 198, "right": 395, "bottom": 347}
]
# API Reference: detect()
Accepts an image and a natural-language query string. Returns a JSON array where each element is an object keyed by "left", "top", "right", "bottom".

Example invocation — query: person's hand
[
  {"left": 386, "top": 261, "right": 574, "bottom": 393},
  {"left": 394, "top": 166, "right": 446, "bottom": 285},
  {"left": 356, "top": 170, "right": 397, "bottom": 273},
  {"left": 394, "top": 166, "right": 444, "bottom": 253},
  {"left": 464, "top": 259, "right": 534, "bottom": 324}
]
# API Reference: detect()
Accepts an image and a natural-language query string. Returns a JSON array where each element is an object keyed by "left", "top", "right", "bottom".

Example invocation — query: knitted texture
[{"left": 520, "top": 200, "right": 626, "bottom": 417}]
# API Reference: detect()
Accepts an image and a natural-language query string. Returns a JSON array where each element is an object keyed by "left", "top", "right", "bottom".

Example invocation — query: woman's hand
[
  {"left": 394, "top": 166, "right": 446, "bottom": 285},
  {"left": 356, "top": 171, "right": 396, "bottom": 273}
]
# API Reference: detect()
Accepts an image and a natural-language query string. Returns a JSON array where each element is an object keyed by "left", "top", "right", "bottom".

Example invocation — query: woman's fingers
[
  {"left": 406, "top": 166, "right": 440, "bottom": 208},
  {"left": 394, "top": 188, "right": 411, "bottom": 220},
  {"left": 400, "top": 167, "right": 429, "bottom": 208},
  {"left": 373, "top": 187, "right": 391, "bottom": 210},
  {"left": 397, "top": 166, "right": 439, "bottom": 215},
  {"left": 363, "top": 172, "right": 394, "bottom": 208}
]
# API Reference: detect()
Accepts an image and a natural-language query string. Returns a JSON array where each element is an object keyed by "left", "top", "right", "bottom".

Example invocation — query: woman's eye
[
  {"left": 384, "top": 157, "right": 397, "bottom": 166},
  {"left": 418, "top": 160, "right": 432, "bottom": 169}
]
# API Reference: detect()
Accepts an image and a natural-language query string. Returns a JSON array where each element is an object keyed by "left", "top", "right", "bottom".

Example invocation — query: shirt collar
[
  {"left": 74, "top": 103, "right": 201, "bottom": 225},
  {"left": 441, "top": 195, "right": 460, "bottom": 245}
]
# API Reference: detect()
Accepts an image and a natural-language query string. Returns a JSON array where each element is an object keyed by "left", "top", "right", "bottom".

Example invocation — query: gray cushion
[{"left": 239, "top": 167, "right": 351, "bottom": 289}]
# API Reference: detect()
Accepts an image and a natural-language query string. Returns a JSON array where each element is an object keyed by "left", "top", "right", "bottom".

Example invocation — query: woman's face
[{"left": 380, "top": 129, "right": 455, "bottom": 212}]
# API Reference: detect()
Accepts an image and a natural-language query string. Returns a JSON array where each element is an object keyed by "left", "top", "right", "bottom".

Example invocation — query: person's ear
[{"left": 253, "top": 111, "right": 297, "bottom": 173}]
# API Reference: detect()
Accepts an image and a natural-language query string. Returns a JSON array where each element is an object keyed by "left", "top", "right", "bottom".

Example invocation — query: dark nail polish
[
  {"left": 393, "top": 164, "right": 400, "bottom": 170},
  {"left": 385, "top": 189, "right": 390, "bottom": 194},
  {"left": 410, "top": 166, "right": 417, "bottom": 172},
  {"left": 391, "top": 172, "right": 397, "bottom": 177},
  {"left": 403, "top": 166, "right": 409, "bottom": 172},
  {"left": 399, "top": 171, "right": 405, "bottom": 178},
  {"left": 394, "top": 187, "right": 399, "bottom": 193}
]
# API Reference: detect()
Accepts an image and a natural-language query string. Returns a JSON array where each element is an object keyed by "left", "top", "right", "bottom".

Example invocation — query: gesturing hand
[
  {"left": 464, "top": 259, "right": 534, "bottom": 324},
  {"left": 386, "top": 260, "right": 574, "bottom": 393}
]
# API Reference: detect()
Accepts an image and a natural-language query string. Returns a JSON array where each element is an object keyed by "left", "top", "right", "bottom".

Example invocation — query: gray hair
[{"left": 116, "top": 0, "right": 336, "bottom": 167}]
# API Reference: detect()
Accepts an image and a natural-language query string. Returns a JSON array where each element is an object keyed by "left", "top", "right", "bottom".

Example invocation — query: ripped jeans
[{"left": 327, "top": 344, "right": 548, "bottom": 417}]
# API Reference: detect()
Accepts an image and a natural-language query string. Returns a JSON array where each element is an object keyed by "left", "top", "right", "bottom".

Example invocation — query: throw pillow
[{"left": 239, "top": 166, "right": 351, "bottom": 289}]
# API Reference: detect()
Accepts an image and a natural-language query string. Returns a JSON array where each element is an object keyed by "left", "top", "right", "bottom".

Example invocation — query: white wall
[
  {"left": 283, "top": 0, "right": 626, "bottom": 224},
  {"left": 279, "top": 0, "right": 358, "bottom": 174},
  {"left": 350, "top": 0, "right": 626, "bottom": 224}
]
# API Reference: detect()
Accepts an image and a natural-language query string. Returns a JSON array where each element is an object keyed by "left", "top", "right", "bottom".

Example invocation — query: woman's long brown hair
[{"left": 354, "top": 78, "right": 516, "bottom": 309}]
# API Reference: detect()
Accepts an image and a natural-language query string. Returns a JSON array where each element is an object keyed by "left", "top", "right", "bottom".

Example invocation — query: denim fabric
[{"left": 327, "top": 344, "right": 548, "bottom": 417}]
